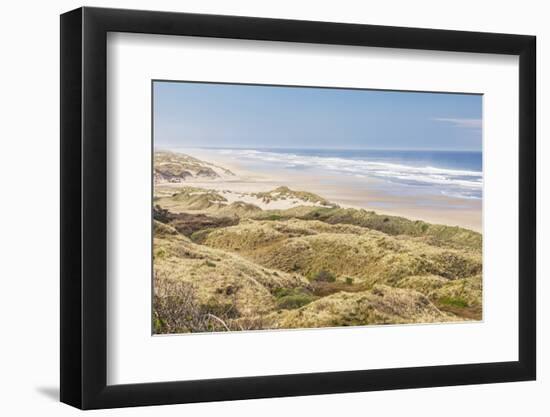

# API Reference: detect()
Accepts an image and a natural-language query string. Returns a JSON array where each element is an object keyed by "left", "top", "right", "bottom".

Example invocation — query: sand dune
[{"left": 153, "top": 151, "right": 482, "bottom": 333}]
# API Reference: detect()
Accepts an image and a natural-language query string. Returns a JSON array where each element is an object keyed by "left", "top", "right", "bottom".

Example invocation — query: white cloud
[{"left": 434, "top": 118, "right": 482, "bottom": 129}]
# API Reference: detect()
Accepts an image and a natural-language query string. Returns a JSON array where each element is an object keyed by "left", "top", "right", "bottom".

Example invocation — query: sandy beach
[
  {"left": 159, "top": 148, "right": 482, "bottom": 232},
  {"left": 153, "top": 148, "right": 483, "bottom": 333},
  {"left": 152, "top": 84, "right": 484, "bottom": 335}
]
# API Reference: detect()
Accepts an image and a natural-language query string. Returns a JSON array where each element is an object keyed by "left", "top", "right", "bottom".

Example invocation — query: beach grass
[{"left": 152, "top": 152, "right": 483, "bottom": 333}]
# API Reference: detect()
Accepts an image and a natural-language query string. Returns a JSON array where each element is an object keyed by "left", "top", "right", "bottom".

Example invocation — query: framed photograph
[{"left": 60, "top": 6, "right": 536, "bottom": 409}]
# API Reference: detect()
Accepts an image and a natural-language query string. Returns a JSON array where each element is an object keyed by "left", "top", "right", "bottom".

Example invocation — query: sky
[{"left": 153, "top": 81, "right": 482, "bottom": 151}]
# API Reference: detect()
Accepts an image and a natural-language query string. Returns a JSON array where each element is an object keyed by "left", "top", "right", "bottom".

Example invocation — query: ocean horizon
[
  {"left": 169, "top": 147, "right": 483, "bottom": 200},
  {"left": 151, "top": 82, "right": 485, "bottom": 337}
]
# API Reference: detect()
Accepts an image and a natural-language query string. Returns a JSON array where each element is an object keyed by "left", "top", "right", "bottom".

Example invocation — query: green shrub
[
  {"left": 277, "top": 294, "right": 317, "bottom": 310},
  {"left": 265, "top": 214, "right": 282, "bottom": 221},
  {"left": 345, "top": 277, "right": 354, "bottom": 285},
  {"left": 190, "top": 228, "right": 214, "bottom": 243},
  {"left": 154, "top": 247, "right": 167, "bottom": 260},
  {"left": 439, "top": 296, "right": 469, "bottom": 308},
  {"left": 153, "top": 316, "right": 164, "bottom": 333}
]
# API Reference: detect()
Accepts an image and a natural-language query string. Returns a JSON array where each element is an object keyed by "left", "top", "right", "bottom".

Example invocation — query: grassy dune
[
  {"left": 154, "top": 151, "right": 235, "bottom": 183},
  {"left": 253, "top": 206, "right": 482, "bottom": 251},
  {"left": 252, "top": 186, "right": 337, "bottom": 207},
  {"left": 153, "top": 168, "right": 482, "bottom": 333},
  {"left": 276, "top": 285, "right": 456, "bottom": 328},
  {"left": 198, "top": 219, "right": 481, "bottom": 285}
]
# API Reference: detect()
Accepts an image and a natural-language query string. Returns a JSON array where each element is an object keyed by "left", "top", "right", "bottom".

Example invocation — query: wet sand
[{"left": 160, "top": 148, "right": 482, "bottom": 232}]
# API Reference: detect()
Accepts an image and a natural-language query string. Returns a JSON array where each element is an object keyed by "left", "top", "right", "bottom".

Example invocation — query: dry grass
[
  {"left": 200, "top": 220, "right": 481, "bottom": 286},
  {"left": 254, "top": 206, "right": 482, "bottom": 251},
  {"left": 154, "top": 271, "right": 276, "bottom": 333},
  {"left": 152, "top": 185, "right": 483, "bottom": 332},
  {"left": 153, "top": 224, "right": 310, "bottom": 320},
  {"left": 275, "top": 285, "right": 460, "bottom": 329},
  {"left": 252, "top": 186, "right": 335, "bottom": 207},
  {"left": 154, "top": 151, "right": 234, "bottom": 183},
  {"left": 397, "top": 274, "right": 482, "bottom": 320}
]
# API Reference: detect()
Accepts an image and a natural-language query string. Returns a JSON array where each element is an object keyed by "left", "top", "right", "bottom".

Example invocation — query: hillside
[
  {"left": 154, "top": 150, "right": 235, "bottom": 183},
  {"left": 153, "top": 161, "right": 483, "bottom": 333},
  {"left": 153, "top": 220, "right": 461, "bottom": 332},
  {"left": 154, "top": 184, "right": 337, "bottom": 213}
]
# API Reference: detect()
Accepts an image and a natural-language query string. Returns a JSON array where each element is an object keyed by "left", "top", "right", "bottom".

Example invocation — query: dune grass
[{"left": 152, "top": 185, "right": 483, "bottom": 332}]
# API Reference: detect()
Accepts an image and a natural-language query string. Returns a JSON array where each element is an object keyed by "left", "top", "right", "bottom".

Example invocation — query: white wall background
[{"left": 0, "top": 0, "right": 545, "bottom": 415}]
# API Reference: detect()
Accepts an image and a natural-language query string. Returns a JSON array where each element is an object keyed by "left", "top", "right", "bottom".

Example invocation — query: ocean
[{"left": 212, "top": 148, "right": 483, "bottom": 200}]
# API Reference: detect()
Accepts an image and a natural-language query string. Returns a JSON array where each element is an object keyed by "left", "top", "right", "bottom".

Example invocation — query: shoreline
[{"left": 159, "top": 148, "right": 482, "bottom": 233}]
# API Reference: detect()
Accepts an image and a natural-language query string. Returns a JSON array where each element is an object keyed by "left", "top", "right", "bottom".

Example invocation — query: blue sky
[{"left": 153, "top": 81, "right": 482, "bottom": 151}]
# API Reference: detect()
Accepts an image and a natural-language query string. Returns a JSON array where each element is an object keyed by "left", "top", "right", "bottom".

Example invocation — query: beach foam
[{"left": 216, "top": 148, "right": 483, "bottom": 199}]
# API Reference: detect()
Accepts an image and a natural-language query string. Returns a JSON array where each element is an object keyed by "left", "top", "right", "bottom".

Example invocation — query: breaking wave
[{"left": 217, "top": 148, "right": 483, "bottom": 199}]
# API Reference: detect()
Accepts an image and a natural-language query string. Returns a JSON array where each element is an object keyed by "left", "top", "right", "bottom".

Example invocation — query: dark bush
[
  {"left": 153, "top": 205, "right": 171, "bottom": 223},
  {"left": 311, "top": 269, "right": 336, "bottom": 283}
]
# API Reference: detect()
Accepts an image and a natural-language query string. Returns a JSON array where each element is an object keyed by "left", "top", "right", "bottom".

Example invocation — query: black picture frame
[{"left": 60, "top": 6, "right": 536, "bottom": 410}]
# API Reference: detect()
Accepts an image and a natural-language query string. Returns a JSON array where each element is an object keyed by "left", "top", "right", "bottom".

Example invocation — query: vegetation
[
  {"left": 153, "top": 177, "right": 483, "bottom": 333},
  {"left": 276, "top": 285, "right": 457, "bottom": 328},
  {"left": 311, "top": 270, "right": 336, "bottom": 283},
  {"left": 438, "top": 296, "right": 469, "bottom": 308},
  {"left": 276, "top": 293, "right": 318, "bottom": 310},
  {"left": 199, "top": 219, "right": 481, "bottom": 286},
  {"left": 154, "top": 204, "right": 238, "bottom": 237},
  {"left": 252, "top": 186, "right": 336, "bottom": 207},
  {"left": 254, "top": 206, "right": 481, "bottom": 251},
  {"left": 154, "top": 151, "right": 234, "bottom": 183}
]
